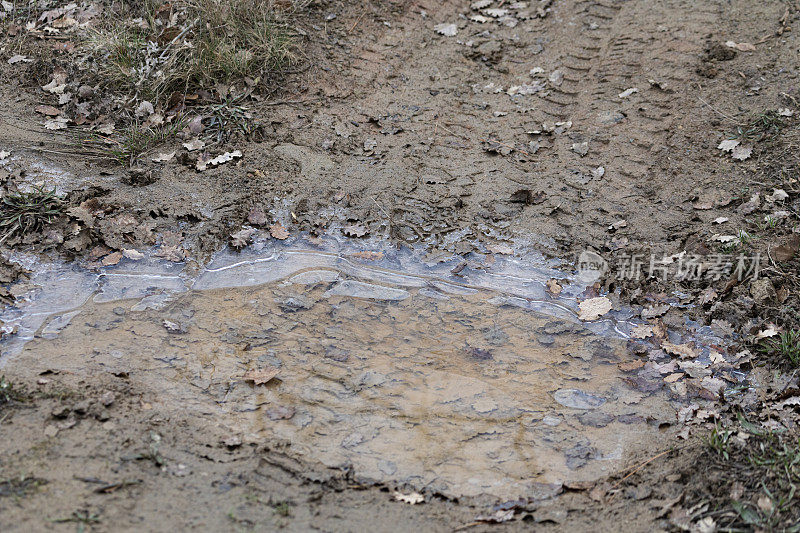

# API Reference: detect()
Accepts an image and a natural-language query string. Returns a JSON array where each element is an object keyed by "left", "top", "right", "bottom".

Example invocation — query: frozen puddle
[{"left": 0, "top": 237, "right": 710, "bottom": 500}]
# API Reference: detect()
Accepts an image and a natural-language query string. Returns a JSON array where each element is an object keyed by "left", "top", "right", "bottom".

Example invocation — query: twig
[
  {"left": 261, "top": 97, "right": 320, "bottom": 107},
  {"left": 697, "top": 92, "right": 739, "bottom": 124},
  {"left": 371, "top": 197, "right": 390, "bottom": 219},
  {"left": 436, "top": 122, "right": 471, "bottom": 141},
  {"left": 610, "top": 448, "right": 673, "bottom": 491},
  {"left": 348, "top": 11, "right": 367, "bottom": 33}
]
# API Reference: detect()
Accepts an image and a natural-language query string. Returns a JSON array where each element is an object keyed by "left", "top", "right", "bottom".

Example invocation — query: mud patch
[{"left": 1, "top": 238, "right": 703, "bottom": 501}]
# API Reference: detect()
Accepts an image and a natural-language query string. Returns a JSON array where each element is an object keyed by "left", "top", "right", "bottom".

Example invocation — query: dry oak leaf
[
  {"left": 243, "top": 367, "right": 279, "bottom": 385},
  {"left": 546, "top": 279, "right": 563, "bottom": 296},
  {"left": 618, "top": 360, "right": 645, "bottom": 372},
  {"left": 270, "top": 223, "right": 289, "bottom": 240},
  {"left": 578, "top": 296, "right": 612, "bottom": 321},
  {"left": 661, "top": 341, "right": 698, "bottom": 359}
]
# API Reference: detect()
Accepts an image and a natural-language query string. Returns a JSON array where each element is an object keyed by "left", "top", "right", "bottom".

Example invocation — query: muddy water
[{"left": 1, "top": 238, "right": 680, "bottom": 500}]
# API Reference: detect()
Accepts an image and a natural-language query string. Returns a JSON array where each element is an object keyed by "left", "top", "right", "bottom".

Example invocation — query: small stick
[
  {"left": 610, "top": 448, "right": 672, "bottom": 491},
  {"left": 348, "top": 12, "right": 367, "bottom": 34},
  {"left": 371, "top": 197, "right": 390, "bottom": 218},
  {"left": 696, "top": 91, "right": 739, "bottom": 124},
  {"left": 437, "top": 122, "right": 470, "bottom": 141},
  {"left": 262, "top": 97, "right": 319, "bottom": 106}
]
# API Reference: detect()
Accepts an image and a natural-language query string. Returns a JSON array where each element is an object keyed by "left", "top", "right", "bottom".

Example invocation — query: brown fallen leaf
[
  {"left": 641, "top": 304, "right": 670, "bottom": 319},
  {"left": 725, "top": 40, "right": 756, "bottom": 52},
  {"left": 266, "top": 405, "right": 295, "bottom": 420},
  {"left": 773, "top": 235, "right": 799, "bottom": 262},
  {"left": 393, "top": 491, "right": 424, "bottom": 504},
  {"left": 486, "top": 242, "right": 513, "bottom": 255},
  {"left": 223, "top": 435, "right": 242, "bottom": 448},
  {"left": 243, "top": 367, "right": 279, "bottom": 385},
  {"left": 196, "top": 150, "right": 242, "bottom": 171},
  {"left": 756, "top": 325, "right": 780, "bottom": 339},
  {"left": 546, "top": 279, "right": 563, "bottom": 296},
  {"left": 270, "top": 223, "right": 289, "bottom": 240},
  {"left": 101, "top": 251, "right": 122, "bottom": 266},
  {"left": 661, "top": 341, "right": 698, "bottom": 359},
  {"left": 343, "top": 223, "right": 368, "bottom": 238},
  {"left": 509, "top": 189, "right": 545, "bottom": 204},
  {"left": 35, "top": 105, "right": 62, "bottom": 116},
  {"left": 578, "top": 296, "right": 612, "bottom": 321},
  {"left": 475, "top": 509, "right": 515, "bottom": 523},
  {"left": 618, "top": 360, "right": 645, "bottom": 372},
  {"left": 589, "top": 485, "right": 606, "bottom": 502},
  {"left": 729, "top": 481, "right": 745, "bottom": 501},
  {"left": 247, "top": 207, "right": 267, "bottom": 226},
  {"left": 230, "top": 227, "right": 256, "bottom": 249},
  {"left": 699, "top": 287, "right": 718, "bottom": 305},
  {"left": 664, "top": 373, "right": 684, "bottom": 383},
  {"left": 630, "top": 325, "right": 653, "bottom": 339},
  {"left": 701, "top": 376, "right": 726, "bottom": 396}
]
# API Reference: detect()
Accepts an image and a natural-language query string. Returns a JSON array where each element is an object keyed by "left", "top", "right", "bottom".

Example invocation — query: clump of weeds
[
  {"left": 0, "top": 375, "right": 29, "bottom": 405},
  {"left": 758, "top": 330, "right": 800, "bottom": 367},
  {"left": 0, "top": 187, "right": 64, "bottom": 244},
  {"left": 84, "top": 0, "right": 301, "bottom": 103},
  {"left": 0, "top": 475, "right": 46, "bottom": 500},
  {"left": 688, "top": 416, "right": 800, "bottom": 531},
  {"left": 73, "top": 118, "right": 187, "bottom": 166},
  {"left": 735, "top": 110, "right": 788, "bottom": 143}
]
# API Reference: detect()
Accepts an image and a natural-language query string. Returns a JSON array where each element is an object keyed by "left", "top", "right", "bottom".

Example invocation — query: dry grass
[
  {"left": 85, "top": 0, "right": 300, "bottom": 103},
  {"left": 69, "top": 118, "right": 187, "bottom": 165}
]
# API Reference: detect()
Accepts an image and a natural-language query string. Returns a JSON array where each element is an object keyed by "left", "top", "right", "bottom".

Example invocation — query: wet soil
[{"left": 0, "top": 237, "right": 737, "bottom": 530}]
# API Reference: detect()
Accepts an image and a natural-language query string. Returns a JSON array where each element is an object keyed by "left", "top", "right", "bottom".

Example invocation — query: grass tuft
[
  {"left": 693, "top": 419, "right": 800, "bottom": 530},
  {"left": 704, "top": 423, "right": 733, "bottom": 460},
  {"left": 74, "top": 119, "right": 186, "bottom": 166},
  {"left": 0, "top": 187, "right": 64, "bottom": 243},
  {"left": 273, "top": 501, "right": 291, "bottom": 517},
  {"left": 0, "top": 475, "right": 45, "bottom": 499},
  {"left": 0, "top": 375, "right": 29, "bottom": 405},
  {"left": 759, "top": 330, "right": 800, "bottom": 367},
  {"left": 85, "top": 0, "right": 299, "bottom": 103},
  {"left": 736, "top": 110, "right": 788, "bottom": 143}
]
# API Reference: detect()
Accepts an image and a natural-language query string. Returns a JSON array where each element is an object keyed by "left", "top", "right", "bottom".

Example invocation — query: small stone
[
  {"left": 51, "top": 405, "right": 71, "bottom": 418},
  {"left": 72, "top": 400, "right": 91, "bottom": 415},
  {"left": 542, "top": 415, "right": 562, "bottom": 426},
  {"left": 78, "top": 85, "right": 94, "bottom": 99},
  {"left": 537, "top": 334, "right": 556, "bottom": 346},
  {"left": 100, "top": 391, "right": 115, "bottom": 406},
  {"left": 278, "top": 295, "right": 312, "bottom": 313},
  {"left": 749, "top": 278, "right": 775, "bottom": 305},
  {"left": 554, "top": 389, "right": 606, "bottom": 409},
  {"left": 578, "top": 411, "right": 614, "bottom": 427}
]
